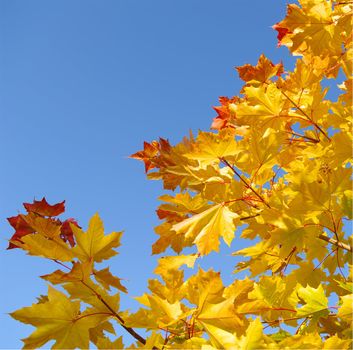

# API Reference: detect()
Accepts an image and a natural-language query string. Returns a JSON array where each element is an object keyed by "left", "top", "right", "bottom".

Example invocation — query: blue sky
[{"left": 0, "top": 1, "right": 297, "bottom": 348}]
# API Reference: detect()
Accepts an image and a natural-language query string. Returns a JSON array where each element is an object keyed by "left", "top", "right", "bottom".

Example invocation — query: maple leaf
[
  {"left": 7, "top": 214, "right": 35, "bottom": 249},
  {"left": 323, "top": 335, "right": 352, "bottom": 350},
  {"left": 154, "top": 254, "right": 198, "bottom": 278},
  {"left": 95, "top": 336, "right": 124, "bottom": 350},
  {"left": 6, "top": 0, "right": 353, "bottom": 348},
  {"left": 10, "top": 286, "right": 106, "bottom": 349},
  {"left": 280, "top": 1, "right": 352, "bottom": 60},
  {"left": 186, "top": 129, "right": 240, "bottom": 165},
  {"left": 196, "top": 297, "right": 244, "bottom": 336},
  {"left": 134, "top": 293, "right": 184, "bottom": 328},
  {"left": 337, "top": 294, "right": 353, "bottom": 323},
  {"left": 130, "top": 140, "right": 160, "bottom": 173},
  {"left": 236, "top": 54, "right": 283, "bottom": 86},
  {"left": 211, "top": 96, "right": 239, "bottom": 130},
  {"left": 41, "top": 261, "right": 93, "bottom": 284},
  {"left": 278, "top": 333, "right": 323, "bottom": 349},
  {"left": 94, "top": 267, "right": 127, "bottom": 293},
  {"left": 72, "top": 213, "right": 122, "bottom": 263},
  {"left": 23, "top": 197, "right": 65, "bottom": 217},
  {"left": 230, "top": 83, "right": 287, "bottom": 130},
  {"left": 234, "top": 318, "right": 266, "bottom": 350},
  {"left": 172, "top": 204, "right": 239, "bottom": 255},
  {"left": 14, "top": 214, "right": 75, "bottom": 261},
  {"left": 272, "top": 23, "right": 291, "bottom": 45},
  {"left": 60, "top": 218, "right": 80, "bottom": 247},
  {"left": 296, "top": 284, "right": 329, "bottom": 319}
]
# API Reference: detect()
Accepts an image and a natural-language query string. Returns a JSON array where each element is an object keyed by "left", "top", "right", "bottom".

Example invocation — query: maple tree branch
[
  {"left": 295, "top": 317, "right": 309, "bottom": 334},
  {"left": 278, "top": 88, "right": 331, "bottom": 142},
  {"left": 52, "top": 259, "right": 71, "bottom": 270},
  {"left": 286, "top": 131, "right": 319, "bottom": 143},
  {"left": 220, "top": 158, "right": 271, "bottom": 209},
  {"left": 80, "top": 281, "right": 147, "bottom": 346},
  {"left": 50, "top": 256, "right": 150, "bottom": 346},
  {"left": 313, "top": 247, "right": 338, "bottom": 270},
  {"left": 240, "top": 214, "right": 260, "bottom": 221},
  {"left": 318, "top": 234, "right": 352, "bottom": 253},
  {"left": 255, "top": 307, "right": 296, "bottom": 313}
]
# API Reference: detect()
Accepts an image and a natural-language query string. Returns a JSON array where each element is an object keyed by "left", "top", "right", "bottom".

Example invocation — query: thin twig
[
  {"left": 52, "top": 259, "right": 71, "bottom": 270},
  {"left": 313, "top": 247, "right": 338, "bottom": 270},
  {"left": 279, "top": 89, "right": 331, "bottom": 142},
  {"left": 286, "top": 131, "right": 319, "bottom": 143},
  {"left": 240, "top": 214, "right": 260, "bottom": 221},
  {"left": 295, "top": 317, "right": 309, "bottom": 334},
  {"left": 220, "top": 158, "right": 271, "bottom": 208},
  {"left": 81, "top": 281, "right": 147, "bottom": 346}
]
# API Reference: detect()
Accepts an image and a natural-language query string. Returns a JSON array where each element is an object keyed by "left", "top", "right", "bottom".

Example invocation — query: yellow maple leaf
[
  {"left": 274, "top": 0, "right": 350, "bottom": 57},
  {"left": 13, "top": 214, "right": 75, "bottom": 262},
  {"left": 337, "top": 294, "right": 353, "bottom": 323},
  {"left": 41, "top": 261, "right": 93, "bottom": 284},
  {"left": 235, "top": 318, "right": 266, "bottom": 350},
  {"left": 63, "top": 279, "right": 120, "bottom": 313},
  {"left": 296, "top": 284, "right": 329, "bottom": 318},
  {"left": 196, "top": 297, "right": 244, "bottom": 336},
  {"left": 96, "top": 336, "right": 124, "bottom": 350},
  {"left": 172, "top": 204, "right": 239, "bottom": 255},
  {"left": 230, "top": 83, "right": 287, "bottom": 130},
  {"left": 323, "top": 334, "right": 352, "bottom": 350},
  {"left": 72, "top": 213, "right": 122, "bottom": 263},
  {"left": 94, "top": 267, "right": 127, "bottom": 293},
  {"left": 10, "top": 286, "right": 106, "bottom": 349},
  {"left": 186, "top": 129, "right": 240, "bottom": 165},
  {"left": 236, "top": 54, "right": 283, "bottom": 87},
  {"left": 154, "top": 254, "right": 198, "bottom": 278},
  {"left": 134, "top": 293, "right": 184, "bottom": 328}
]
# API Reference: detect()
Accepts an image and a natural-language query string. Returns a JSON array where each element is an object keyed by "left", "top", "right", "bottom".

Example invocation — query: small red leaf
[
  {"left": 130, "top": 141, "right": 160, "bottom": 173},
  {"left": 7, "top": 215, "right": 35, "bottom": 249},
  {"left": 23, "top": 198, "right": 65, "bottom": 217},
  {"left": 60, "top": 218, "right": 80, "bottom": 247},
  {"left": 272, "top": 24, "right": 291, "bottom": 46}
]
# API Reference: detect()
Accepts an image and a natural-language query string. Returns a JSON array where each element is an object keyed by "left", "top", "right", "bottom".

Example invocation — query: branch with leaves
[{"left": 7, "top": 0, "right": 353, "bottom": 348}]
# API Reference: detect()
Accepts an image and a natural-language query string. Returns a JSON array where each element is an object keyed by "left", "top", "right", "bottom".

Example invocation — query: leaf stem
[{"left": 74, "top": 312, "right": 113, "bottom": 322}]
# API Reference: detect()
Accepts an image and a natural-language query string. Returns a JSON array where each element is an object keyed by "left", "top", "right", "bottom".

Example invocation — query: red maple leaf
[
  {"left": 130, "top": 141, "right": 160, "bottom": 172},
  {"left": 23, "top": 198, "right": 65, "bottom": 217},
  {"left": 60, "top": 218, "right": 80, "bottom": 247},
  {"left": 272, "top": 24, "right": 291, "bottom": 46},
  {"left": 7, "top": 215, "right": 35, "bottom": 249}
]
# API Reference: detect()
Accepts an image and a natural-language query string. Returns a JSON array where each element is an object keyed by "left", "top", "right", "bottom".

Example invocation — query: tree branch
[
  {"left": 220, "top": 158, "right": 271, "bottom": 209},
  {"left": 278, "top": 88, "right": 331, "bottom": 142},
  {"left": 81, "top": 281, "right": 147, "bottom": 346},
  {"left": 318, "top": 234, "right": 352, "bottom": 253}
]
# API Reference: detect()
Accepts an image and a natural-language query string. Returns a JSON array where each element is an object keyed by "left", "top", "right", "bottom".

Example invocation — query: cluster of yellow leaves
[
  {"left": 10, "top": 213, "right": 127, "bottom": 349},
  {"left": 127, "top": 0, "right": 353, "bottom": 348},
  {"left": 8, "top": 0, "right": 353, "bottom": 349}
]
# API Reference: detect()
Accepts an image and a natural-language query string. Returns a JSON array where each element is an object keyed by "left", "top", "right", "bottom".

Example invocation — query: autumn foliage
[{"left": 7, "top": 0, "right": 353, "bottom": 349}]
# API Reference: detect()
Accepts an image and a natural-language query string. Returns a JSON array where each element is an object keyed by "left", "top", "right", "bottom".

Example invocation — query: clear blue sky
[{"left": 0, "top": 1, "right": 296, "bottom": 347}]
